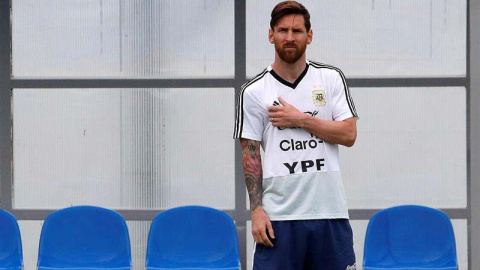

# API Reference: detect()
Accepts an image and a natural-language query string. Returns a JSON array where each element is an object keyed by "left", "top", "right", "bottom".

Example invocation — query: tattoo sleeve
[{"left": 240, "top": 138, "right": 263, "bottom": 211}]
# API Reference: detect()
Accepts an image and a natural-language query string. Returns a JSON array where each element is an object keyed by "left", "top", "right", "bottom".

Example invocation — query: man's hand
[
  {"left": 268, "top": 97, "right": 357, "bottom": 147},
  {"left": 251, "top": 207, "right": 275, "bottom": 247},
  {"left": 268, "top": 97, "right": 307, "bottom": 128}
]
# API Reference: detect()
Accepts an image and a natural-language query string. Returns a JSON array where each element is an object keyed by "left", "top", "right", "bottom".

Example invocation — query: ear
[
  {"left": 269, "top": 28, "right": 274, "bottom": 44},
  {"left": 307, "top": 29, "right": 313, "bottom": 44}
]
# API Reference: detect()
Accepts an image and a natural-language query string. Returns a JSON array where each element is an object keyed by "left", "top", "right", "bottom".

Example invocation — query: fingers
[
  {"left": 253, "top": 228, "right": 273, "bottom": 247},
  {"left": 268, "top": 97, "right": 288, "bottom": 113},
  {"left": 269, "top": 117, "right": 281, "bottom": 128},
  {"left": 260, "top": 229, "right": 274, "bottom": 247},
  {"left": 252, "top": 224, "right": 275, "bottom": 247},
  {"left": 268, "top": 106, "right": 282, "bottom": 119},
  {"left": 278, "top": 97, "right": 289, "bottom": 106},
  {"left": 267, "top": 222, "right": 275, "bottom": 240},
  {"left": 268, "top": 106, "right": 281, "bottom": 113}
]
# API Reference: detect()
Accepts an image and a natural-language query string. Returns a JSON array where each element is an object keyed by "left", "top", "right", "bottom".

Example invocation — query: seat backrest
[
  {"left": 363, "top": 205, "right": 457, "bottom": 269},
  {"left": 146, "top": 205, "right": 240, "bottom": 270},
  {"left": 38, "top": 205, "right": 131, "bottom": 269},
  {"left": 0, "top": 210, "right": 22, "bottom": 270}
]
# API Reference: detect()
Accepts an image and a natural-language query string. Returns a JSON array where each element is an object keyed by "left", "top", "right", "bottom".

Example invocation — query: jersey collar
[{"left": 268, "top": 62, "right": 309, "bottom": 89}]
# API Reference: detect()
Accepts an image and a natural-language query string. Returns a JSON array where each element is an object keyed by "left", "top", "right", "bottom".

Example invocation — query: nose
[{"left": 285, "top": 30, "right": 294, "bottom": 42}]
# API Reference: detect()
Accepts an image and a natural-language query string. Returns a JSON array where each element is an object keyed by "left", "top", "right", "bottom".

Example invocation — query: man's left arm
[{"left": 268, "top": 97, "right": 357, "bottom": 147}]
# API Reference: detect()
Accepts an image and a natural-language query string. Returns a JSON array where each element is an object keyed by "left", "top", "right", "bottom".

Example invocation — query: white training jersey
[{"left": 234, "top": 60, "right": 358, "bottom": 221}]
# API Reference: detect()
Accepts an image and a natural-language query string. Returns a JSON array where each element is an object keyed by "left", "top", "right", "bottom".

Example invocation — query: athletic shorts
[{"left": 252, "top": 219, "right": 356, "bottom": 270}]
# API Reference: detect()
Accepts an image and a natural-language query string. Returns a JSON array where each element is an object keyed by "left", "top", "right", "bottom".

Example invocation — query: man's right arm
[{"left": 240, "top": 138, "right": 275, "bottom": 247}]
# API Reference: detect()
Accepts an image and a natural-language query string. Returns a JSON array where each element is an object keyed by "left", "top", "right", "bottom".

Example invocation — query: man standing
[{"left": 234, "top": 1, "right": 358, "bottom": 269}]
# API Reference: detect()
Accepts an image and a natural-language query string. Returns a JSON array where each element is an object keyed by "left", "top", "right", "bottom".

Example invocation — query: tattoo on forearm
[
  {"left": 247, "top": 144, "right": 256, "bottom": 152},
  {"left": 241, "top": 139, "right": 263, "bottom": 210}
]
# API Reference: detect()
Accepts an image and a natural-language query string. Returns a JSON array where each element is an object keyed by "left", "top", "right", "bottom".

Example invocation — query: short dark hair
[{"left": 270, "top": 1, "right": 311, "bottom": 31}]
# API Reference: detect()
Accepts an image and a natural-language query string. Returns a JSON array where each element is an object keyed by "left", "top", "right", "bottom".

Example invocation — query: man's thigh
[
  {"left": 252, "top": 220, "right": 356, "bottom": 270},
  {"left": 304, "top": 219, "right": 356, "bottom": 270}
]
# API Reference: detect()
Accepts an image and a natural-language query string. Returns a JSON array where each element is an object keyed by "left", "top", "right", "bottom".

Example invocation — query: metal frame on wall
[{"left": 0, "top": 0, "right": 478, "bottom": 269}]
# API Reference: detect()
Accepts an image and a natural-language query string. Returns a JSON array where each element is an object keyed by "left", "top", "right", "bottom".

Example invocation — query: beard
[{"left": 275, "top": 42, "right": 307, "bottom": 64}]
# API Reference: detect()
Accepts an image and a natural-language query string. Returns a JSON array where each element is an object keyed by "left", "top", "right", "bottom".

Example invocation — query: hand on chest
[{"left": 266, "top": 84, "right": 330, "bottom": 119}]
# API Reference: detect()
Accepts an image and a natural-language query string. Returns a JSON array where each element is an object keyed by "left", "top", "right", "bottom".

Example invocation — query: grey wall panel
[{"left": 469, "top": 0, "right": 480, "bottom": 268}]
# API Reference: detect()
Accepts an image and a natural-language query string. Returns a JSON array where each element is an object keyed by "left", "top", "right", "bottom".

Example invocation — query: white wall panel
[
  {"left": 17, "top": 221, "right": 41, "bottom": 270},
  {"left": 341, "top": 87, "right": 466, "bottom": 208},
  {"left": 13, "top": 88, "right": 235, "bottom": 209},
  {"left": 247, "top": 0, "right": 466, "bottom": 78},
  {"left": 246, "top": 221, "right": 254, "bottom": 270},
  {"left": 12, "top": 0, "right": 234, "bottom": 78},
  {"left": 127, "top": 221, "right": 149, "bottom": 270}
]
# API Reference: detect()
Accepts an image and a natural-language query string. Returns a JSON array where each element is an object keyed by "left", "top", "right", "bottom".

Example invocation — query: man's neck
[{"left": 271, "top": 56, "right": 307, "bottom": 84}]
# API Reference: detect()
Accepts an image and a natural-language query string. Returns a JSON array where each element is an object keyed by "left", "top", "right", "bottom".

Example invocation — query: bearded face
[
  {"left": 269, "top": 14, "right": 312, "bottom": 65},
  {"left": 274, "top": 39, "right": 308, "bottom": 64}
]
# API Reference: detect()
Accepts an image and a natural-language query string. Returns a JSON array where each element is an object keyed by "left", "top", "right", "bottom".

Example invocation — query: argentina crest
[{"left": 312, "top": 87, "right": 326, "bottom": 106}]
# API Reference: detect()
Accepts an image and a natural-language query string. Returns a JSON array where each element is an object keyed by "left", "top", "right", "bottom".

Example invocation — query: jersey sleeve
[
  {"left": 331, "top": 70, "right": 358, "bottom": 121},
  {"left": 233, "top": 88, "right": 266, "bottom": 141}
]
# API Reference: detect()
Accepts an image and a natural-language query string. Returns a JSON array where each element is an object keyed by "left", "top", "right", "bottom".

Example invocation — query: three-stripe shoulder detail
[
  {"left": 240, "top": 68, "right": 268, "bottom": 91},
  {"left": 308, "top": 61, "right": 358, "bottom": 117},
  {"left": 233, "top": 69, "right": 269, "bottom": 139}
]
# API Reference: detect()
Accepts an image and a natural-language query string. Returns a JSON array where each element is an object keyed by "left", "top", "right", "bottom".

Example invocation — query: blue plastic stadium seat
[
  {"left": 146, "top": 205, "right": 240, "bottom": 270},
  {"left": 0, "top": 210, "right": 22, "bottom": 270},
  {"left": 38, "top": 205, "right": 131, "bottom": 270},
  {"left": 363, "top": 205, "right": 458, "bottom": 270}
]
